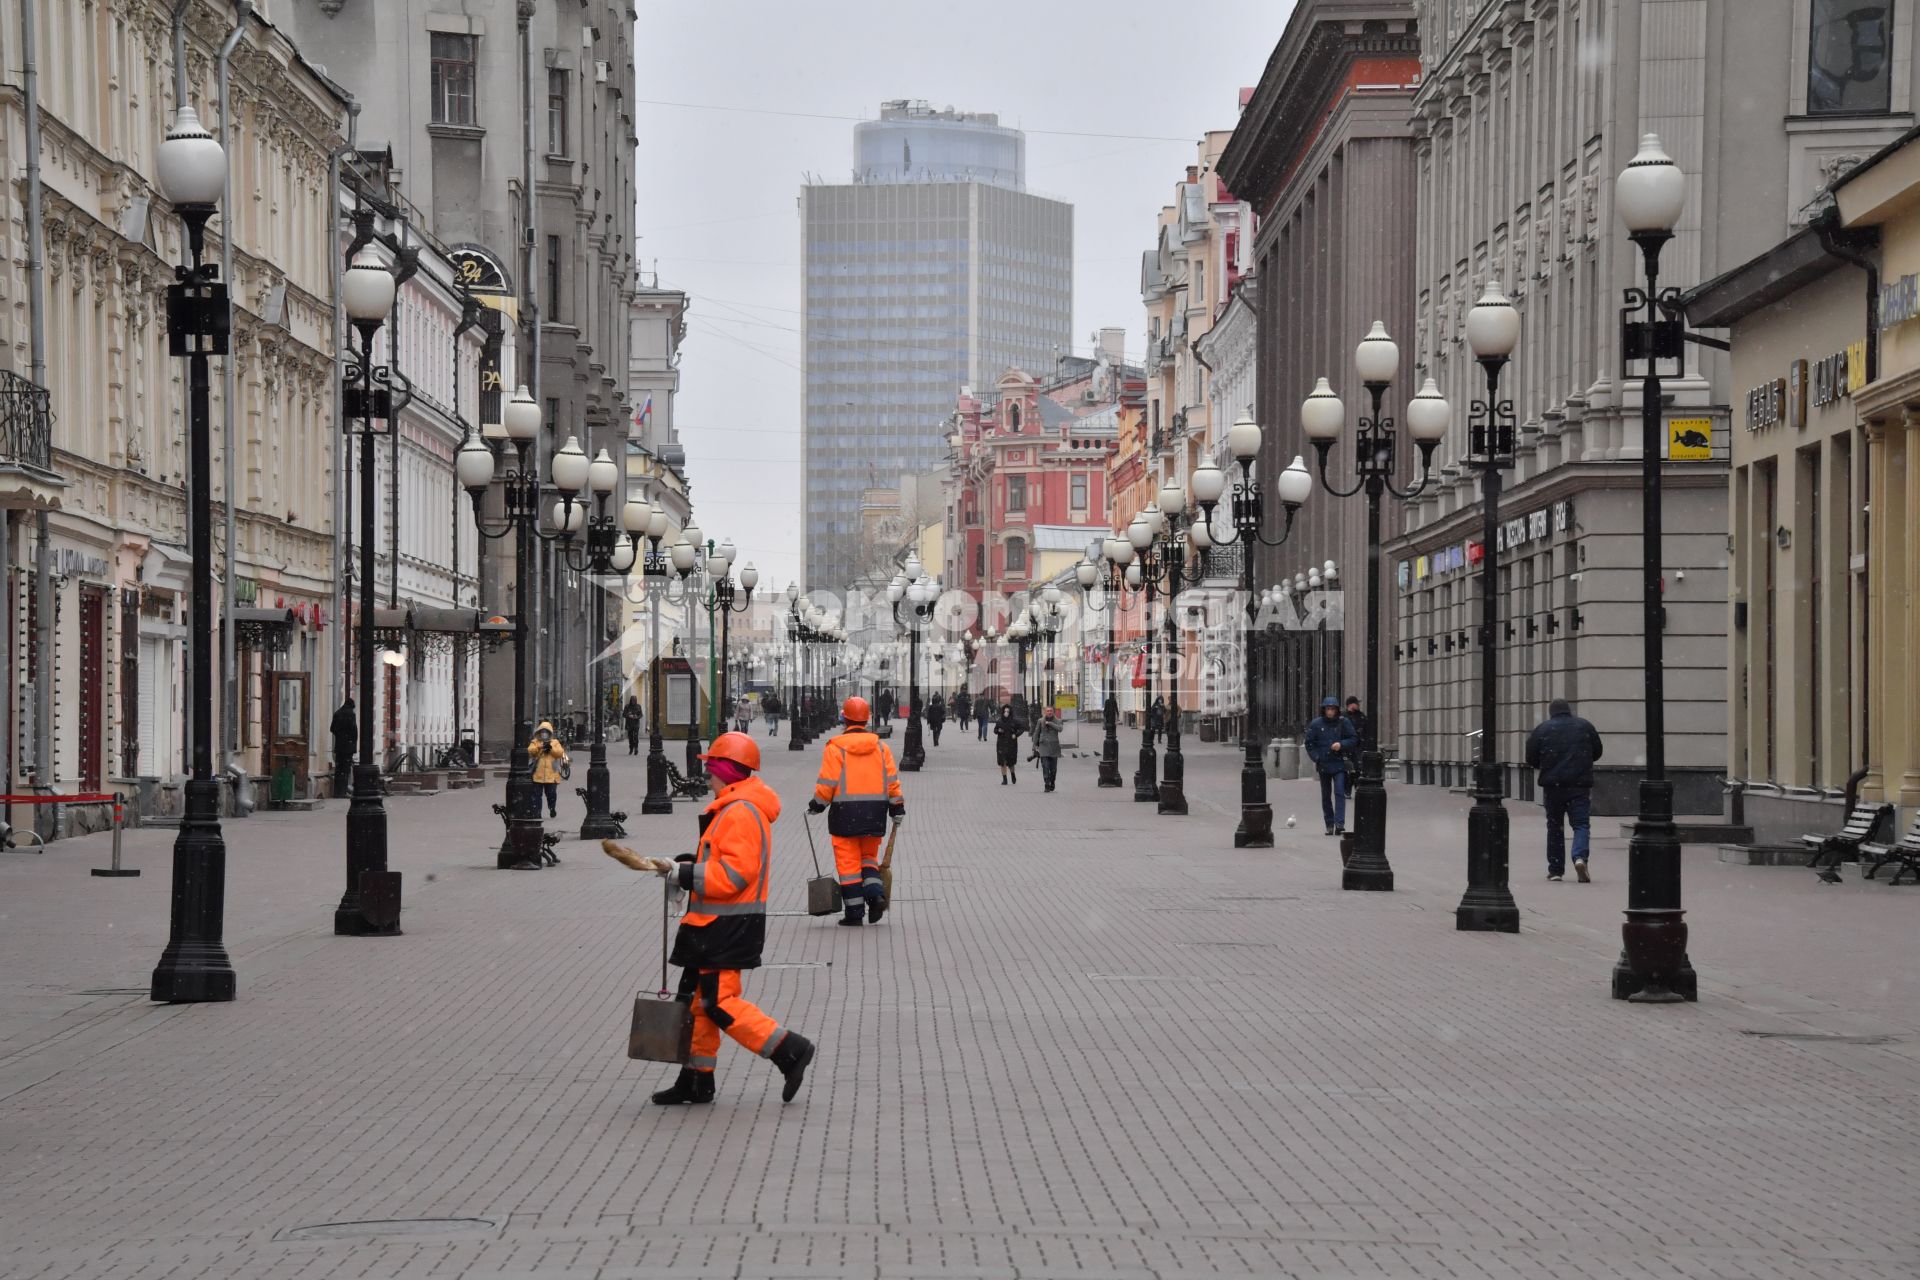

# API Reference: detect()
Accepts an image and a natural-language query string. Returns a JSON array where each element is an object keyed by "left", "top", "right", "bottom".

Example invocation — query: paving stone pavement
[{"left": 0, "top": 727, "right": 1914, "bottom": 1280}]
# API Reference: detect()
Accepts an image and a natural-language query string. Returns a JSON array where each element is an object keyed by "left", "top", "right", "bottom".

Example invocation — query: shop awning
[
  {"left": 409, "top": 605, "right": 482, "bottom": 633},
  {"left": 372, "top": 606, "right": 409, "bottom": 630},
  {"left": 230, "top": 606, "right": 297, "bottom": 626}
]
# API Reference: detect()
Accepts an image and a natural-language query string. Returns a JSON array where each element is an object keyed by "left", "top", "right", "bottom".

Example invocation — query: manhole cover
[
  {"left": 277, "top": 1218, "right": 496, "bottom": 1242},
  {"left": 1739, "top": 1030, "right": 1899, "bottom": 1045}
]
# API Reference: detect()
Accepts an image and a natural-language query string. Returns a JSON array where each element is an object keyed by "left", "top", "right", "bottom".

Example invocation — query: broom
[{"left": 879, "top": 824, "right": 900, "bottom": 902}]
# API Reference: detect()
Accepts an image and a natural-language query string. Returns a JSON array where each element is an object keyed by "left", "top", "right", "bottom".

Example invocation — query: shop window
[{"left": 1809, "top": 1, "right": 1893, "bottom": 115}]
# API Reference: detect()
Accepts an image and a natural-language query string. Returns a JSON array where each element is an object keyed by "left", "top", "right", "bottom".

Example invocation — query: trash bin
[
  {"left": 1267, "top": 738, "right": 1301, "bottom": 780},
  {"left": 271, "top": 752, "right": 297, "bottom": 806}
]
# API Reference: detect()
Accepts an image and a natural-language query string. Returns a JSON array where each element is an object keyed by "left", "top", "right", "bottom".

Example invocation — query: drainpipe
[
  {"left": 518, "top": 2, "right": 544, "bottom": 715},
  {"left": 328, "top": 105, "right": 361, "bottom": 743},
  {"left": 218, "top": 1, "right": 252, "bottom": 814},
  {"left": 20, "top": 0, "right": 48, "bottom": 832},
  {"left": 1815, "top": 214, "right": 1880, "bottom": 776}
]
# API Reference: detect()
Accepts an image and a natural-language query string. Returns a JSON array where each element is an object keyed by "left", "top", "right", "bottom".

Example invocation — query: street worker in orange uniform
[
  {"left": 622, "top": 731, "right": 817, "bottom": 1106},
  {"left": 807, "top": 696, "right": 905, "bottom": 927}
]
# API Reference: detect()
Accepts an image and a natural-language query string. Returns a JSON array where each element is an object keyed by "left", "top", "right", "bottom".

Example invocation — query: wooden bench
[
  {"left": 1801, "top": 801, "right": 1893, "bottom": 881},
  {"left": 1861, "top": 811, "right": 1920, "bottom": 886}
]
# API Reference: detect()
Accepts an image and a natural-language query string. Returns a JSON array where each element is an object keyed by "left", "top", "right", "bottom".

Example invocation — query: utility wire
[{"left": 633, "top": 97, "right": 1197, "bottom": 144}]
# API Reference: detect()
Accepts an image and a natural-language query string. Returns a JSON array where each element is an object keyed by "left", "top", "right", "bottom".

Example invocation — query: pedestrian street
[{"left": 0, "top": 730, "right": 1913, "bottom": 1280}]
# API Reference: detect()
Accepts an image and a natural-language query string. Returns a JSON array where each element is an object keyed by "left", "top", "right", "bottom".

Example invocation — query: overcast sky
[{"left": 635, "top": 0, "right": 1298, "bottom": 596}]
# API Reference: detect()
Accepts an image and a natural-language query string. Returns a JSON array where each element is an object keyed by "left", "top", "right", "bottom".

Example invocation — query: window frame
[
  {"left": 430, "top": 32, "right": 478, "bottom": 127},
  {"left": 546, "top": 67, "right": 569, "bottom": 156},
  {"left": 1806, "top": 0, "right": 1896, "bottom": 116},
  {"left": 1006, "top": 473, "right": 1026, "bottom": 514}
]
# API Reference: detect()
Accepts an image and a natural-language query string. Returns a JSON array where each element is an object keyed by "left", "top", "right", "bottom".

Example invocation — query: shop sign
[
  {"left": 1744, "top": 339, "right": 1862, "bottom": 432},
  {"left": 54, "top": 549, "right": 109, "bottom": 579},
  {"left": 1670, "top": 417, "right": 1713, "bottom": 460},
  {"left": 1747, "top": 377, "right": 1787, "bottom": 431},
  {"left": 1466, "top": 541, "right": 1484, "bottom": 566},
  {"left": 1431, "top": 544, "right": 1467, "bottom": 575},
  {"left": 1880, "top": 273, "right": 1920, "bottom": 330}
]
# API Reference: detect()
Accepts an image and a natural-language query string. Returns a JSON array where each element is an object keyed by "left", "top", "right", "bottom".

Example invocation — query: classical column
[
  {"left": 1862, "top": 416, "right": 1889, "bottom": 801},
  {"left": 1902, "top": 411, "right": 1920, "bottom": 804}
]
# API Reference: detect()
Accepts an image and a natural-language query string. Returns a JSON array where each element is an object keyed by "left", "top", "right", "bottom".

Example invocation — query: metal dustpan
[
  {"left": 801, "top": 811, "right": 840, "bottom": 916},
  {"left": 628, "top": 880, "right": 692, "bottom": 1063}
]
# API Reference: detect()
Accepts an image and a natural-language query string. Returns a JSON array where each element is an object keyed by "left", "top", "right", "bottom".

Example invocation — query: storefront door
[{"left": 266, "top": 672, "right": 310, "bottom": 798}]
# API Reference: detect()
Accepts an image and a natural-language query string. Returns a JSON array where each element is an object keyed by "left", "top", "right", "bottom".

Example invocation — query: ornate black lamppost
[
  {"left": 675, "top": 522, "right": 708, "bottom": 784},
  {"left": 1077, "top": 544, "right": 1125, "bottom": 788},
  {"left": 150, "top": 106, "right": 238, "bottom": 1000},
  {"left": 1142, "top": 488, "right": 1198, "bottom": 818},
  {"left": 785, "top": 584, "right": 809, "bottom": 751},
  {"left": 336, "top": 248, "right": 403, "bottom": 929},
  {"left": 1455, "top": 283, "right": 1522, "bottom": 932},
  {"left": 1613, "top": 134, "right": 1698, "bottom": 1002},
  {"left": 550, "top": 445, "right": 645, "bottom": 840},
  {"left": 1036, "top": 585, "right": 1064, "bottom": 711},
  {"left": 455, "top": 397, "right": 595, "bottom": 866},
  {"left": 712, "top": 545, "right": 757, "bottom": 733},
  {"left": 1121, "top": 507, "right": 1161, "bottom": 803},
  {"left": 630, "top": 502, "right": 678, "bottom": 814},
  {"left": 1006, "top": 614, "right": 1035, "bottom": 718},
  {"left": 888, "top": 560, "right": 936, "bottom": 770},
  {"left": 1189, "top": 419, "right": 1313, "bottom": 847},
  {"left": 1301, "top": 323, "right": 1446, "bottom": 889}
]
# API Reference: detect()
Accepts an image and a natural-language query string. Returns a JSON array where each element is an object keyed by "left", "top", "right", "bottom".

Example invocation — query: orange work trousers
[
  {"left": 831, "top": 834, "right": 884, "bottom": 900},
  {"left": 681, "top": 968, "right": 787, "bottom": 1073}
]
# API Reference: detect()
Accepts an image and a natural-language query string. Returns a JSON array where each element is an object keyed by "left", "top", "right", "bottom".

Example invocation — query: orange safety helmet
[
  {"left": 840, "top": 696, "right": 871, "bottom": 726},
  {"left": 700, "top": 730, "right": 761, "bottom": 772}
]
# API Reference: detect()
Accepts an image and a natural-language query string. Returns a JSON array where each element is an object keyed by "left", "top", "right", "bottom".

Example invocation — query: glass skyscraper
[{"left": 802, "top": 101, "right": 1072, "bottom": 593}]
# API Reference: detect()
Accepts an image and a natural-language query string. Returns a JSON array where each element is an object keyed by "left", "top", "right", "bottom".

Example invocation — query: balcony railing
[{"left": 0, "top": 370, "right": 53, "bottom": 472}]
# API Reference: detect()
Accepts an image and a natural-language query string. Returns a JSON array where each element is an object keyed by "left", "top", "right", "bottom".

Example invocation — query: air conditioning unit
[{"left": 595, "top": 61, "right": 609, "bottom": 83}]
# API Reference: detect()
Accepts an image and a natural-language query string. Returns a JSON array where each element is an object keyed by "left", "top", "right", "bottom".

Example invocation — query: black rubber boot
[
  {"left": 651, "top": 1068, "right": 715, "bottom": 1106},
  {"left": 770, "top": 1033, "right": 816, "bottom": 1102},
  {"left": 866, "top": 886, "right": 887, "bottom": 925}
]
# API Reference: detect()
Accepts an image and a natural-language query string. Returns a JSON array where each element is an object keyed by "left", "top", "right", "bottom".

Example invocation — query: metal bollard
[{"left": 90, "top": 796, "right": 139, "bottom": 877}]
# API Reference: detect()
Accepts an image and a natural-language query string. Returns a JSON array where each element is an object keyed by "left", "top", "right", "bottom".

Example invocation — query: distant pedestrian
[
  {"left": 1343, "top": 695, "right": 1369, "bottom": 748},
  {"left": 527, "top": 720, "right": 569, "bottom": 818},
  {"left": 330, "top": 696, "right": 357, "bottom": 795},
  {"left": 762, "top": 692, "right": 783, "bottom": 737},
  {"left": 953, "top": 689, "right": 973, "bottom": 730},
  {"left": 1148, "top": 696, "right": 1166, "bottom": 742},
  {"left": 734, "top": 695, "right": 753, "bottom": 734},
  {"left": 1031, "top": 707, "right": 1062, "bottom": 791},
  {"left": 1525, "top": 697, "right": 1604, "bottom": 882},
  {"left": 877, "top": 687, "right": 896, "bottom": 727},
  {"left": 994, "top": 704, "right": 1025, "bottom": 785},
  {"left": 978, "top": 700, "right": 990, "bottom": 740},
  {"left": 1303, "top": 697, "right": 1356, "bottom": 835},
  {"left": 623, "top": 696, "right": 643, "bottom": 755},
  {"left": 926, "top": 693, "right": 947, "bottom": 745}
]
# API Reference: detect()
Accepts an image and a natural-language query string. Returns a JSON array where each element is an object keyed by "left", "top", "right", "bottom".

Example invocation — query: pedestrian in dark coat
[
  {"left": 1303, "top": 697, "right": 1357, "bottom": 835},
  {"left": 953, "top": 690, "right": 973, "bottom": 730},
  {"left": 1148, "top": 696, "right": 1166, "bottom": 741},
  {"left": 1031, "top": 708, "right": 1062, "bottom": 791},
  {"left": 993, "top": 705, "right": 1025, "bottom": 785},
  {"left": 1343, "top": 695, "right": 1370, "bottom": 748},
  {"left": 1525, "top": 697, "right": 1604, "bottom": 882},
  {"left": 623, "top": 696, "right": 643, "bottom": 755},
  {"left": 330, "top": 697, "right": 357, "bottom": 795},
  {"left": 926, "top": 693, "right": 947, "bottom": 745},
  {"left": 876, "top": 687, "right": 896, "bottom": 727}
]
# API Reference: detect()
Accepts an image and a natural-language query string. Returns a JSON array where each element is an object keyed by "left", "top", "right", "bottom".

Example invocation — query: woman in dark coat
[
  {"left": 1148, "top": 696, "right": 1167, "bottom": 741},
  {"left": 926, "top": 692, "right": 947, "bottom": 745},
  {"left": 993, "top": 704, "right": 1025, "bottom": 785}
]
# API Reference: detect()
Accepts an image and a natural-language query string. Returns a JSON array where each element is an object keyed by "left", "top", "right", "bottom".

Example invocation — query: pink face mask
[{"left": 707, "top": 759, "right": 750, "bottom": 788}]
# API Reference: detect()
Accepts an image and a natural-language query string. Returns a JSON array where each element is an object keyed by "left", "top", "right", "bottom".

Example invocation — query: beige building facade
[{"left": 2, "top": 0, "right": 348, "bottom": 826}]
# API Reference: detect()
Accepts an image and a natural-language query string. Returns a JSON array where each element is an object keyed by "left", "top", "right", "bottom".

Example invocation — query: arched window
[
  {"left": 1005, "top": 537, "right": 1028, "bottom": 572},
  {"left": 1008, "top": 403, "right": 1022, "bottom": 432}
]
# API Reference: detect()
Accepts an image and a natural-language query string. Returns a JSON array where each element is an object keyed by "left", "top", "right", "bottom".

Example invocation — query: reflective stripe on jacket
[
  {"left": 813, "top": 730, "right": 904, "bottom": 837},
  {"left": 670, "top": 775, "right": 781, "bottom": 971}
]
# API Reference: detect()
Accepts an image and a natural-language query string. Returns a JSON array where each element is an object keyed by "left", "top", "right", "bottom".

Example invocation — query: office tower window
[
  {"left": 547, "top": 68, "right": 569, "bottom": 155},
  {"left": 430, "top": 33, "right": 477, "bottom": 125},
  {"left": 1809, "top": 1, "right": 1893, "bottom": 114}
]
